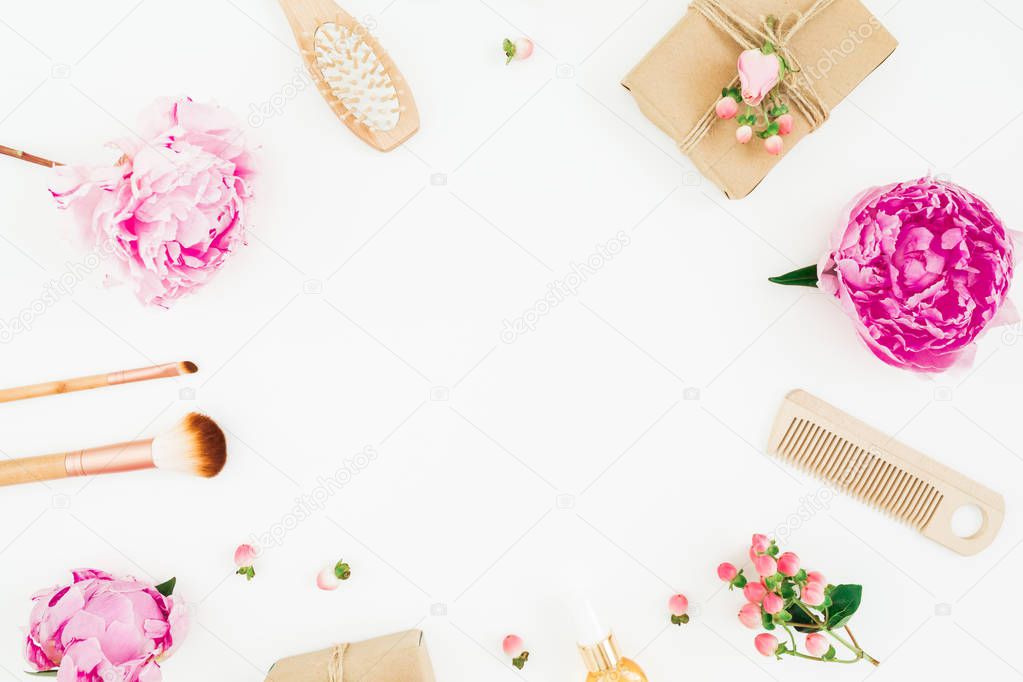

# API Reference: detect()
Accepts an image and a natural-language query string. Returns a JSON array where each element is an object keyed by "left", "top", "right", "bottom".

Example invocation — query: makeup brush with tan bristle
[
  {"left": 0, "top": 413, "right": 226, "bottom": 487},
  {"left": 0, "top": 361, "right": 198, "bottom": 404}
]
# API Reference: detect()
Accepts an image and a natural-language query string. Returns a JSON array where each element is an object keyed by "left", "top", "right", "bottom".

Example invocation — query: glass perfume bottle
[{"left": 576, "top": 600, "right": 649, "bottom": 682}]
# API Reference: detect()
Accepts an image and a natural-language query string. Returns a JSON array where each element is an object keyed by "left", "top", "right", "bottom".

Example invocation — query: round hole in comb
[
  {"left": 313, "top": 22, "right": 401, "bottom": 133},
  {"left": 950, "top": 504, "right": 985, "bottom": 539}
]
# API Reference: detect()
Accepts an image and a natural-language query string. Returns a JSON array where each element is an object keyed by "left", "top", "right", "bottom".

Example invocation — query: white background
[{"left": 0, "top": 0, "right": 1021, "bottom": 680}]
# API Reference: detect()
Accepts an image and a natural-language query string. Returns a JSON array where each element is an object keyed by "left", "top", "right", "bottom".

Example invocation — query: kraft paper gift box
[
  {"left": 265, "top": 629, "right": 435, "bottom": 682},
  {"left": 622, "top": 0, "right": 897, "bottom": 199}
]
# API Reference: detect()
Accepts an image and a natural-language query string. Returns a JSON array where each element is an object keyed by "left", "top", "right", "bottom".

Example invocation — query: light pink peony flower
[
  {"left": 737, "top": 49, "right": 780, "bottom": 106},
  {"left": 50, "top": 97, "right": 256, "bottom": 307},
  {"left": 25, "top": 569, "right": 186, "bottom": 681},
  {"left": 819, "top": 178, "right": 1017, "bottom": 372}
]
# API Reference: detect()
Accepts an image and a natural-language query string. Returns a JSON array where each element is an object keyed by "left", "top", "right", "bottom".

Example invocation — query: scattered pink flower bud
[
  {"left": 668, "top": 593, "right": 690, "bottom": 625},
  {"left": 751, "top": 534, "right": 770, "bottom": 554},
  {"left": 776, "top": 113, "right": 794, "bottom": 135},
  {"left": 754, "top": 554, "right": 777, "bottom": 576},
  {"left": 717, "top": 562, "right": 738, "bottom": 582},
  {"left": 802, "top": 583, "right": 825, "bottom": 606},
  {"left": 806, "top": 571, "right": 826, "bottom": 587},
  {"left": 503, "top": 38, "right": 534, "bottom": 65},
  {"left": 805, "top": 632, "right": 829, "bottom": 657},
  {"left": 764, "top": 134, "right": 783, "bottom": 155},
  {"left": 716, "top": 97, "right": 739, "bottom": 119},
  {"left": 755, "top": 633, "right": 779, "bottom": 657},
  {"left": 738, "top": 603, "right": 761, "bottom": 629},
  {"left": 668, "top": 593, "right": 689, "bottom": 616},
  {"left": 316, "top": 567, "right": 340, "bottom": 591},
  {"left": 762, "top": 592, "right": 784, "bottom": 615},
  {"left": 234, "top": 544, "right": 257, "bottom": 581},
  {"left": 735, "top": 125, "right": 753, "bottom": 144},
  {"left": 777, "top": 552, "right": 800, "bottom": 577},
  {"left": 743, "top": 581, "right": 767, "bottom": 603},
  {"left": 503, "top": 635, "right": 529, "bottom": 669}
]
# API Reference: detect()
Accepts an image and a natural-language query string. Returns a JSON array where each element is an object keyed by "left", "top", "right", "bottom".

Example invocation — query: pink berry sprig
[
  {"left": 668, "top": 594, "right": 690, "bottom": 625},
  {"left": 502, "top": 635, "right": 530, "bottom": 669},
  {"left": 719, "top": 534, "right": 879, "bottom": 666},
  {"left": 503, "top": 38, "right": 534, "bottom": 65}
]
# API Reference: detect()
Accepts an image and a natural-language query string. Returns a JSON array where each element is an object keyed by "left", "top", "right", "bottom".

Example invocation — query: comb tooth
[
  {"left": 917, "top": 491, "right": 943, "bottom": 529},
  {"left": 898, "top": 478, "right": 928, "bottom": 522},
  {"left": 776, "top": 418, "right": 802, "bottom": 460},
  {"left": 890, "top": 474, "right": 919, "bottom": 519},
  {"left": 848, "top": 451, "right": 879, "bottom": 498},
  {"left": 838, "top": 445, "right": 867, "bottom": 490},
  {"left": 813, "top": 433, "right": 842, "bottom": 479},
  {"left": 820, "top": 437, "right": 851, "bottom": 482},
  {"left": 862, "top": 461, "right": 893, "bottom": 510},
  {"left": 877, "top": 469, "right": 907, "bottom": 515},
  {"left": 908, "top": 484, "right": 937, "bottom": 527},
  {"left": 790, "top": 424, "right": 820, "bottom": 469},
  {"left": 783, "top": 420, "right": 812, "bottom": 464},
  {"left": 804, "top": 428, "right": 833, "bottom": 472}
]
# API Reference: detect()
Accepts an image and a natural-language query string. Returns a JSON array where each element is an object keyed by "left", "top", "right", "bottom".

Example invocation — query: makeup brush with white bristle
[{"left": 0, "top": 413, "right": 227, "bottom": 487}]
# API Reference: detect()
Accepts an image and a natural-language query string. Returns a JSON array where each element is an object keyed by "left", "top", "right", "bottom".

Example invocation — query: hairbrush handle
[
  {"left": 0, "top": 362, "right": 195, "bottom": 404},
  {"left": 0, "top": 441, "right": 155, "bottom": 487}
]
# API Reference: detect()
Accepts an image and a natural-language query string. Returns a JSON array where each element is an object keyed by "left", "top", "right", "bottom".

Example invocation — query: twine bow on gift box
[{"left": 680, "top": 0, "right": 836, "bottom": 153}]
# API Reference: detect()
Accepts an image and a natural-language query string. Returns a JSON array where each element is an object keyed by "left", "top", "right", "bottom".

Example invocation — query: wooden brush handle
[
  {"left": 0, "top": 144, "right": 60, "bottom": 168},
  {"left": 0, "top": 374, "right": 111, "bottom": 403},
  {"left": 0, "top": 453, "right": 68, "bottom": 487}
]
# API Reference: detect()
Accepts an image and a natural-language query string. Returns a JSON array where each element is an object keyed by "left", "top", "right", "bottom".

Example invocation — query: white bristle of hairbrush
[{"left": 151, "top": 413, "right": 226, "bottom": 478}]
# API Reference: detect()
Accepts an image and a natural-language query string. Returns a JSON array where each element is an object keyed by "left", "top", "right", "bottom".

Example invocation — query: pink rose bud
[
  {"left": 762, "top": 592, "right": 784, "bottom": 615},
  {"left": 717, "top": 562, "right": 738, "bottom": 582},
  {"left": 777, "top": 552, "right": 800, "bottom": 577},
  {"left": 743, "top": 581, "right": 767, "bottom": 603},
  {"left": 805, "top": 632, "right": 829, "bottom": 657},
  {"left": 737, "top": 49, "right": 781, "bottom": 106},
  {"left": 751, "top": 534, "right": 770, "bottom": 554},
  {"left": 764, "top": 134, "right": 783, "bottom": 155},
  {"left": 716, "top": 97, "right": 739, "bottom": 119},
  {"left": 668, "top": 594, "right": 689, "bottom": 616},
  {"left": 754, "top": 633, "right": 779, "bottom": 657},
  {"left": 802, "top": 584, "right": 825, "bottom": 606},
  {"left": 776, "top": 113, "right": 794, "bottom": 135},
  {"left": 735, "top": 125, "right": 753, "bottom": 144},
  {"left": 738, "top": 603, "right": 761, "bottom": 629},
  {"left": 234, "top": 544, "right": 257, "bottom": 580},
  {"left": 806, "top": 571, "right": 826, "bottom": 587},
  {"left": 503, "top": 635, "right": 529, "bottom": 669},
  {"left": 754, "top": 554, "right": 777, "bottom": 576},
  {"left": 316, "top": 567, "right": 340, "bottom": 591}
]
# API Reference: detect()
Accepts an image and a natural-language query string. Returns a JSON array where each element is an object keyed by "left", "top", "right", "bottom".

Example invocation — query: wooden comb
[
  {"left": 279, "top": 0, "right": 419, "bottom": 151},
  {"left": 768, "top": 390, "right": 1004, "bottom": 556}
]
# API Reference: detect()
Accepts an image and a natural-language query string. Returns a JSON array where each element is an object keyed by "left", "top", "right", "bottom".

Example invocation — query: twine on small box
[
  {"left": 327, "top": 643, "right": 348, "bottom": 682},
  {"left": 679, "top": 0, "right": 836, "bottom": 153}
]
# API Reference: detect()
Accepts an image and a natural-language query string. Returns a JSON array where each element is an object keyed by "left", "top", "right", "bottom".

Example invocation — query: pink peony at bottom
[
  {"left": 25, "top": 568, "right": 187, "bottom": 681},
  {"left": 819, "top": 177, "right": 1018, "bottom": 372},
  {"left": 50, "top": 96, "right": 256, "bottom": 308}
]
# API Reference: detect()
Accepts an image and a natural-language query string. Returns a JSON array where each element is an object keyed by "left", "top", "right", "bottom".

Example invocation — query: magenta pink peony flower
[
  {"left": 817, "top": 178, "right": 1017, "bottom": 372},
  {"left": 25, "top": 569, "right": 186, "bottom": 681},
  {"left": 50, "top": 96, "right": 256, "bottom": 307}
]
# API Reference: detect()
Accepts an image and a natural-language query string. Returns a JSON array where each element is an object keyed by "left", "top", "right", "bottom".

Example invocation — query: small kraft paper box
[
  {"left": 265, "top": 630, "right": 435, "bottom": 682},
  {"left": 622, "top": 0, "right": 897, "bottom": 199}
]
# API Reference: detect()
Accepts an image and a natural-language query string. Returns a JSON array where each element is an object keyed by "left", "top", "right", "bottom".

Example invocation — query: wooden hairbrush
[
  {"left": 768, "top": 390, "right": 1004, "bottom": 556},
  {"left": 278, "top": 0, "right": 419, "bottom": 151}
]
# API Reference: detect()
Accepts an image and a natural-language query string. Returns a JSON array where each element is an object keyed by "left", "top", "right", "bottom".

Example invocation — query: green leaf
[
  {"left": 823, "top": 645, "right": 837, "bottom": 661},
  {"left": 776, "top": 609, "right": 792, "bottom": 622},
  {"left": 768, "top": 264, "right": 819, "bottom": 288},
  {"left": 731, "top": 572, "right": 748, "bottom": 589},
  {"left": 503, "top": 38, "right": 516, "bottom": 65},
  {"left": 154, "top": 577, "right": 176, "bottom": 597},
  {"left": 785, "top": 604, "right": 818, "bottom": 634},
  {"left": 793, "top": 569, "right": 807, "bottom": 583},
  {"left": 25, "top": 672, "right": 58, "bottom": 677},
  {"left": 780, "top": 582, "right": 795, "bottom": 600},
  {"left": 826, "top": 585, "right": 862, "bottom": 629},
  {"left": 760, "top": 610, "right": 775, "bottom": 631}
]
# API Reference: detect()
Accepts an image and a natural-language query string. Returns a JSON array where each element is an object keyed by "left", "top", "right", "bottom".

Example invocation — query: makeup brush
[
  {"left": 0, "top": 413, "right": 226, "bottom": 487},
  {"left": 0, "top": 361, "right": 198, "bottom": 404}
]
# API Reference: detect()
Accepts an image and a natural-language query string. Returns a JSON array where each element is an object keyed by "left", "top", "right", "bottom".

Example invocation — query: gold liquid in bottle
[{"left": 578, "top": 632, "right": 648, "bottom": 682}]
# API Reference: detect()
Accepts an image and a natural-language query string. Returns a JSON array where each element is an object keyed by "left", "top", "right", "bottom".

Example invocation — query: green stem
[
  {"left": 785, "top": 650, "right": 860, "bottom": 664},
  {"left": 828, "top": 629, "right": 880, "bottom": 666}
]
